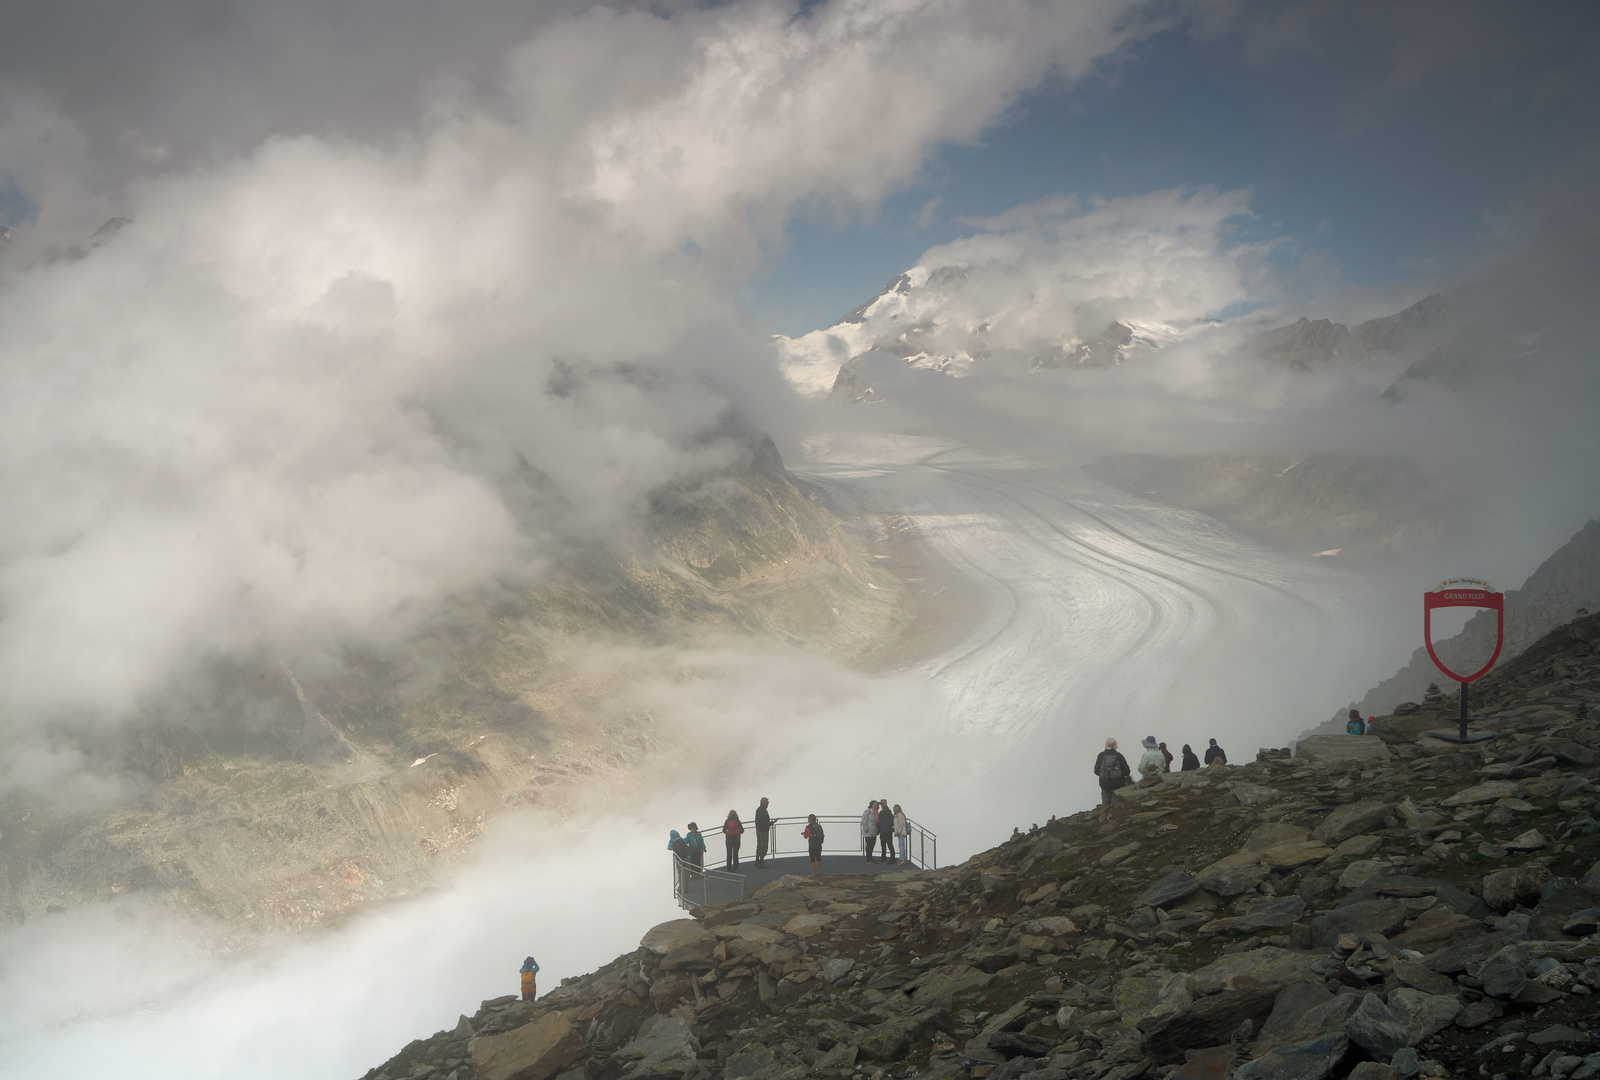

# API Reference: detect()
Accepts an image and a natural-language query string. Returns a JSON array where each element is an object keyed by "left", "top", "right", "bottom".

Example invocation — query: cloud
[{"left": 0, "top": 0, "right": 1155, "bottom": 736}]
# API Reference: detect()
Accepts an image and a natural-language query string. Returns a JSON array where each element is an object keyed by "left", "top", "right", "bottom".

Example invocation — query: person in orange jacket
[{"left": 520, "top": 956, "right": 540, "bottom": 1001}]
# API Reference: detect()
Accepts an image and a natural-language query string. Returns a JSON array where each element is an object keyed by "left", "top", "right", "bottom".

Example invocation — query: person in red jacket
[{"left": 722, "top": 810, "right": 745, "bottom": 870}]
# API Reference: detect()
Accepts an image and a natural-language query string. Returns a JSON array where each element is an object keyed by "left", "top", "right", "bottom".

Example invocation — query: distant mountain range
[{"left": 777, "top": 264, "right": 1453, "bottom": 399}]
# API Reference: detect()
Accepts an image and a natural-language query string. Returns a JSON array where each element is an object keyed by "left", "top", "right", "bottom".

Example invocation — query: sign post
[{"left": 1422, "top": 578, "right": 1503, "bottom": 744}]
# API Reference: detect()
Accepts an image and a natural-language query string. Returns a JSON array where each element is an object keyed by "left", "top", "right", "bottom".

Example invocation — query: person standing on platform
[
  {"left": 520, "top": 956, "right": 540, "bottom": 1001},
  {"left": 685, "top": 822, "right": 706, "bottom": 867},
  {"left": 722, "top": 810, "right": 744, "bottom": 870},
  {"left": 753, "top": 797, "right": 772, "bottom": 868},
  {"left": 876, "top": 799, "right": 895, "bottom": 861},
  {"left": 892, "top": 804, "right": 909, "bottom": 864},
  {"left": 862, "top": 800, "right": 879, "bottom": 860},
  {"left": 803, "top": 815, "right": 824, "bottom": 875}
]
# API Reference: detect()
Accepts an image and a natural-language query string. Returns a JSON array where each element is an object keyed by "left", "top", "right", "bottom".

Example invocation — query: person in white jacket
[
  {"left": 892, "top": 804, "right": 909, "bottom": 865},
  {"left": 1137, "top": 735, "right": 1166, "bottom": 781}
]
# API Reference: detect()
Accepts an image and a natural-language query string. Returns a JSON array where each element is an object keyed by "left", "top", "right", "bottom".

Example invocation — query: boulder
[
  {"left": 1201, "top": 896, "right": 1306, "bottom": 935},
  {"left": 614, "top": 1016, "right": 699, "bottom": 1078},
  {"left": 658, "top": 937, "right": 719, "bottom": 971},
  {"left": 1504, "top": 829, "right": 1549, "bottom": 852},
  {"left": 1421, "top": 933, "right": 1514, "bottom": 975},
  {"left": 1479, "top": 944, "right": 1535, "bottom": 999},
  {"left": 1257, "top": 986, "right": 1357, "bottom": 1050},
  {"left": 1138, "top": 985, "right": 1279, "bottom": 1064},
  {"left": 1566, "top": 908, "right": 1600, "bottom": 935},
  {"left": 781, "top": 913, "right": 834, "bottom": 938},
  {"left": 472, "top": 1012, "right": 586, "bottom": 1080},
  {"left": 1528, "top": 883, "right": 1600, "bottom": 940},
  {"left": 908, "top": 963, "right": 993, "bottom": 1008},
  {"left": 1338, "top": 861, "right": 1391, "bottom": 891},
  {"left": 1347, "top": 994, "right": 1410, "bottom": 1060},
  {"left": 1233, "top": 1033, "right": 1349, "bottom": 1080},
  {"left": 1192, "top": 947, "right": 1319, "bottom": 994},
  {"left": 1294, "top": 735, "right": 1392, "bottom": 765},
  {"left": 1440, "top": 781, "right": 1521, "bottom": 807},
  {"left": 1482, "top": 864, "right": 1553, "bottom": 912},
  {"left": 1227, "top": 781, "right": 1282, "bottom": 806},
  {"left": 1392, "top": 961, "right": 1455, "bottom": 997},
  {"left": 1310, "top": 899, "right": 1408, "bottom": 948},
  {"left": 1315, "top": 801, "right": 1393, "bottom": 845},
  {"left": 1196, "top": 853, "right": 1270, "bottom": 897},
  {"left": 1581, "top": 859, "right": 1600, "bottom": 889},
  {"left": 1170, "top": 1045, "right": 1233, "bottom": 1080},
  {"left": 857, "top": 1009, "right": 952, "bottom": 1062},
  {"left": 640, "top": 920, "right": 713, "bottom": 955},
  {"left": 1349, "top": 1065, "right": 1400, "bottom": 1080},
  {"left": 1452, "top": 1000, "right": 1502, "bottom": 1029},
  {"left": 1257, "top": 841, "right": 1334, "bottom": 871},
  {"left": 1385, "top": 989, "right": 1460, "bottom": 1044},
  {"left": 1100, "top": 842, "right": 1142, "bottom": 867},
  {"left": 1243, "top": 823, "right": 1310, "bottom": 851},
  {"left": 1388, "top": 907, "right": 1480, "bottom": 951},
  {"left": 1331, "top": 835, "right": 1384, "bottom": 859},
  {"left": 1139, "top": 872, "right": 1199, "bottom": 908}
]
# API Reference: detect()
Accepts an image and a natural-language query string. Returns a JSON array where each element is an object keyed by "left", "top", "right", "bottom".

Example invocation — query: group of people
[
  {"left": 1092, "top": 735, "right": 1228, "bottom": 805},
  {"left": 1347, "top": 709, "right": 1379, "bottom": 735},
  {"left": 667, "top": 797, "right": 780, "bottom": 874},
  {"left": 860, "top": 799, "right": 912, "bottom": 865}
]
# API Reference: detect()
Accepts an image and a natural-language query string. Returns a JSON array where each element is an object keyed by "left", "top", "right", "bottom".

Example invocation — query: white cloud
[
  {"left": 0, "top": 0, "right": 1153, "bottom": 732},
  {"left": 779, "top": 186, "right": 1263, "bottom": 394}
]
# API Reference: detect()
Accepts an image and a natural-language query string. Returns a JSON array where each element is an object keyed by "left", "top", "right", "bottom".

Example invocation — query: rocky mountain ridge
[
  {"left": 0, "top": 434, "right": 912, "bottom": 935},
  {"left": 362, "top": 614, "right": 1600, "bottom": 1080},
  {"left": 1305, "top": 518, "right": 1600, "bottom": 735}
]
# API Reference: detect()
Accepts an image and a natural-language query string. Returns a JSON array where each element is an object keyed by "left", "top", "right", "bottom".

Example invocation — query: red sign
[{"left": 1423, "top": 578, "right": 1505, "bottom": 684}]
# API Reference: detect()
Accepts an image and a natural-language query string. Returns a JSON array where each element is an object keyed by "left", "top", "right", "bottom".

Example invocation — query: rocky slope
[
  {"left": 0, "top": 433, "right": 914, "bottom": 933},
  {"left": 362, "top": 615, "right": 1600, "bottom": 1080},
  {"left": 1306, "top": 518, "right": 1600, "bottom": 734},
  {"left": 1083, "top": 454, "right": 1454, "bottom": 560}
]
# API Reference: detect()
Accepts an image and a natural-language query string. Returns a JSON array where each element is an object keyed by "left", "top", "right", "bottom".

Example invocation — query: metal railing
[{"left": 671, "top": 814, "right": 937, "bottom": 910}]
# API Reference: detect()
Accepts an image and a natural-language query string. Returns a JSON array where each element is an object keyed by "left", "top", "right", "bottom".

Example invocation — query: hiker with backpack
[
  {"left": 520, "top": 956, "right": 540, "bottom": 1001},
  {"left": 684, "top": 823, "right": 706, "bottom": 867},
  {"left": 722, "top": 810, "right": 745, "bottom": 870},
  {"left": 803, "top": 814, "right": 825, "bottom": 875},
  {"left": 1094, "top": 738, "right": 1132, "bottom": 805}
]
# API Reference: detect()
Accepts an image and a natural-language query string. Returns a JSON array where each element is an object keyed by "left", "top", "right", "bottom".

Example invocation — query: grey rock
[
  {"left": 1196, "top": 854, "right": 1270, "bottom": 898},
  {"left": 1565, "top": 908, "right": 1600, "bottom": 935},
  {"left": 1139, "top": 873, "right": 1199, "bottom": 908},
  {"left": 1310, "top": 899, "right": 1408, "bottom": 948},
  {"left": 1479, "top": 946, "right": 1531, "bottom": 1000},
  {"left": 1315, "top": 801, "right": 1393, "bottom": 844},
  {"left": 1349, "top": 1064, "right": 1400, "bottom": 1080},
  {"left": 1347, "top": 994, "right": 1410, "bottom": 1060},
  {"left": 1257, "top": 992, "right": 1359, "bottom": 1052},
  {"left": 725, "top": 1044, "right": 775, "bottom": 1078},
  {"left": 1138, "top": 985, "right": 1279, "bottom": 1064},
  {"left": 1257, "top": 982, "right": 1334, "bottom": 1045},
  {"left": 1529, "top": 883, "right": 1600, "bottom": 939},
  {"left": 1453, "top": 1000, "right": 1502, "bottom": 1029},
  {"left": 1202, "top": 896, "right": 1306, "bottom": 934},
  {"left": 1385, "top": 989, "right": 1460, "bottom": 1044},
  {"left": 1233, "top": 1033, "right": 1349, "bottom": 1080},
  {"left": 1482, "top": 862, "right": 1555, "bottom": 912},
  {"left": 1391, "top": 1047, "right": 1420, "bottom": 1078},
  {"left": 824, "top": 958, "right": 856, "bottom": 984},
  {"left": 1527, "top": 1025, "right": 1591, "bottom": 1047}
]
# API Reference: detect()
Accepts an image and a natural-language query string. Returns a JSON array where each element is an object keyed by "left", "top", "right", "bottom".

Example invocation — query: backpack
[
  {"left": 804, "top": 823, "right": 824, "bottom": 843},
  {"left": 1101, "top": 753, "right": 1125, "bottom": 788}
]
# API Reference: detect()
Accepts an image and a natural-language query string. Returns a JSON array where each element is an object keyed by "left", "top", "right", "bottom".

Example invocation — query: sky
[
  {"left": 749, "top": 1, "right": 1600, "bottom": 333},
  {"left": 1, "top": 1, "right": 1599, "bottom": 1075}
]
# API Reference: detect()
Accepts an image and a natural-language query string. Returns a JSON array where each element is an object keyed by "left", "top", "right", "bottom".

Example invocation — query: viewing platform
[{"left": 672, "top": 814, "right": 938, "bottom": 910}]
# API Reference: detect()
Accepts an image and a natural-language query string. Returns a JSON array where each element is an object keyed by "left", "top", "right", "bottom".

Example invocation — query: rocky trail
[{"left": 363, "top": 615, "right": 1600, "bottom": 1080}]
